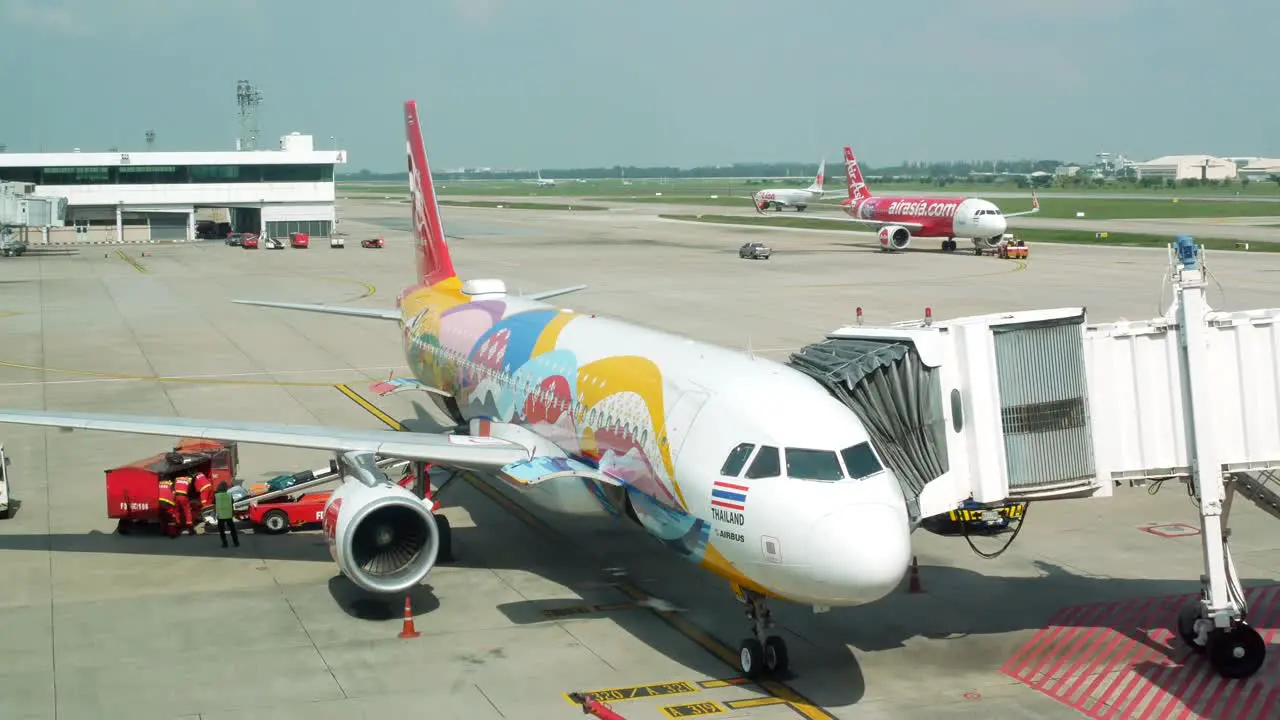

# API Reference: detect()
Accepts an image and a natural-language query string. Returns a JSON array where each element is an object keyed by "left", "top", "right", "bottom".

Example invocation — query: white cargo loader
[{"left": 788, "top": 236, "right": 1280, "bottom": 680}]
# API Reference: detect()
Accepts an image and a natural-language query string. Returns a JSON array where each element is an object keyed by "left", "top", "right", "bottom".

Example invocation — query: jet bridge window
[
  {"left": 840, "top": 442, "right": 884, "bottom": 480},
  {"left": 720, "top": 443, "right": 756, "bottom": 476},
  {"left": 744, "top": 445, "right": 781, "bottom": 479},
  {"left": 785, "top": 448, "right": 845, "bottom": 481}
]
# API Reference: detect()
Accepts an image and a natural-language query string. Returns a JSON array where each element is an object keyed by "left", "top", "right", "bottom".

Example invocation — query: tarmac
[
  {"left": 430, "top": 193, "right": 1280, "bottom": 244},
  {"left": 1, "top": 198, "right": 1279, "bottom": 720}
]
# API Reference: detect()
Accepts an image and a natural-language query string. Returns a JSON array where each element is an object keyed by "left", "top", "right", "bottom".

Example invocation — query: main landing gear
[
  {"left": 941, "top": 237, "right": 958, "bottom": 252},
  {"left": 735, "top": 586, "right": 789, "bottom": 679}
]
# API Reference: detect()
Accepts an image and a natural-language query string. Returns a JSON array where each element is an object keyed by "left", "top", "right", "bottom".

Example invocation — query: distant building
[
  {"left": 0, "top": 132, "right": 345, "bottom": 244},
  {"left": 1130, "top": 155, "right": 1237, "bottom": 181},
  {"left": 1233, "top": 157, "right": 1280, "bottom": 179}
]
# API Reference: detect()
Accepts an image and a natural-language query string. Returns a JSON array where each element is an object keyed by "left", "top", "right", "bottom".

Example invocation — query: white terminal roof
[
  {"left": 0, "top": 146, "right": 346, "bottom": 168},
  {"left": 1131, "top": 154, "right": 1235, "bottom": 166}
]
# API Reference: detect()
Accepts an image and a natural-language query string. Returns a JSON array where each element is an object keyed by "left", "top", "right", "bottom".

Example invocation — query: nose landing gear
[{"left": 735, "top": 586, "right": 790, "bottom": 679}]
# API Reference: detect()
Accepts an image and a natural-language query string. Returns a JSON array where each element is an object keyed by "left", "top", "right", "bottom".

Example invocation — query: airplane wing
[
  {"left": 837, "top": 217, "right": 926, "bottom": 231},
  {"left": 0, "top": 409, "right": 530, "bottom": 470},
  {"left": 1003, "top": 192, "right": 1040, "bottom": 218},
  {"left": 232, "top": 300, "right": 401, "bottom": 321},
  {"left": 524, "top": 284, "right": 587, "bottom": 301}
]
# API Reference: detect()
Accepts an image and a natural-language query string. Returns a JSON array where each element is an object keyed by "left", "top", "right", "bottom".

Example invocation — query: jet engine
[
  {"left": 323, "top": 475, "right": 440, "bottom": 594},
  {"left": 878, "top": 225, "right": 911, "bottom": 251},
  {"left": 975, "top": 235, "right": 1003, "bottom": 249}
]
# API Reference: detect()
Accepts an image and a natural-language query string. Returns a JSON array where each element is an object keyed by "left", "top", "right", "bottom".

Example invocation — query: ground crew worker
[
  {"left": 214, "top": 482, "right": 239, "bottom": 548},
  {"left": 194, "top": 472, "right": 214, "bottom": 517},
  {"left": 173, "top": 475, "right": 195, "bottom": 535},
  {"left": 157, "top": 480, "right": 178, "bottom": 538}
]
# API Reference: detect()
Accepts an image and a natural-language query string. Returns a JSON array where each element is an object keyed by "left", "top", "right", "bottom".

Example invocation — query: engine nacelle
[
  {"left": 976, "top": 235, "right": 1003, "bottom": 249},
  {"left": 323, "top": 476, "right": 440, "bottom": 594},
  {"left": 878, "top": 225, "right": 911, "bottom": 251}
]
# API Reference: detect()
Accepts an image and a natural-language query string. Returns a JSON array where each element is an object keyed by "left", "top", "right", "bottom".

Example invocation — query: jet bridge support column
[{"left": 1171, "top": 235, "right": 1266, "bottom": 679}]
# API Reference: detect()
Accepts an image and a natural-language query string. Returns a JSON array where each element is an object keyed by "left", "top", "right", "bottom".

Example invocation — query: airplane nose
[{"left": 808, "top": 503, "right": 912, "bottom": 602}]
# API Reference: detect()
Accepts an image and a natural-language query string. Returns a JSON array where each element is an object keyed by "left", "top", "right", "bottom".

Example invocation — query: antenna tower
[
  {"left": 145, "top": 129, "right": 156, "bottom": 151},
  {"left": 236, "top": 80, "right": 263, "bottom": 151}
]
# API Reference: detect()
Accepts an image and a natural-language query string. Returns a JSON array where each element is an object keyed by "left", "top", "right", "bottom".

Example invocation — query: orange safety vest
[
  {"left": 173, "top": 476, "right": 191, "bottom": 497},
  {"left": 195, "top": 475, "right": 213, "bottom": 504},
  {"left": 157, "top": 482, "right": 175, "bottom": 506}
]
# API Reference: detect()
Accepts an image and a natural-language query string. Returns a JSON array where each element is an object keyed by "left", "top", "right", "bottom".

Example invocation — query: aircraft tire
[
  {"left": 739, "top": 638, "right": 765, "bottom": 679},
  {"left": 764, "top": 635, "right": 789, "bottom": 675}
]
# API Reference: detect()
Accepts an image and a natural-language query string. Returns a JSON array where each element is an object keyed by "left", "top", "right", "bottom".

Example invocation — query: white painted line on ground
[{"left": 0, "top": 365, "right": 411, "bottom": 387}]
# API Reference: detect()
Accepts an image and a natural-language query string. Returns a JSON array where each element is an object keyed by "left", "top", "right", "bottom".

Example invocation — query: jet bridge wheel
[
  {"left": 1176, "top": 603, "right": 1206, "bottom": 654},
  {"left": 1206, "top": 622, "right": 1267, "bottom": 679}
]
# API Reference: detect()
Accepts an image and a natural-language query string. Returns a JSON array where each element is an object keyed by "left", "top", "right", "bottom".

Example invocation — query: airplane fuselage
[
  {"left": 396, "top": 278, "right": 913, "bottom": 606},
  {"left": 842, "top": 196, "right": 1008, "bottom": 240},
  {"left": 754, "top": 187, "right": 821, "bottom": 210}
]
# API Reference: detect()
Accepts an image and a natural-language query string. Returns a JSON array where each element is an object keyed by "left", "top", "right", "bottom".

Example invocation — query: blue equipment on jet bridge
[{"left": 788, "top": 235, "right": 1280, "bottom": 680}]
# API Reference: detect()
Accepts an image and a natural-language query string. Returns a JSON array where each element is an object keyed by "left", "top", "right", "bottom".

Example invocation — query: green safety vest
[{"left": 214, "top": 491, "right": 235, "bottom": 520}]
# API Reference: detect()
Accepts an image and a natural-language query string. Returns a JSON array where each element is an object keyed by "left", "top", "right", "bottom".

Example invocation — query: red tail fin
[
  {"left": 404, "top": 101, "right": 457, "bottom": 287},
  {"left": 842, "top": 146, "right": 873, "bottom": 202}
]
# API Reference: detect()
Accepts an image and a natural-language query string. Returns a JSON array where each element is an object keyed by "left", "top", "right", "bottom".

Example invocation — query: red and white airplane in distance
[
  {"left": 838, "top": 146, "right": 1040, "bottom": 253},
  {"left": 750, "top": 159, "right": 845, "bottom": 213}
]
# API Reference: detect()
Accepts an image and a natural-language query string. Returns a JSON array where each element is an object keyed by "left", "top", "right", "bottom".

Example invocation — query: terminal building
[{"left": 0, "top": 132, "right": 346, "bottom": 244}]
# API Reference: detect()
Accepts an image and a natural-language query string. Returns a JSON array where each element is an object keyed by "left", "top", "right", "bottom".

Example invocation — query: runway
[
  {"left": 434, "top": 193, "right": 1280, "bottom": 245},
  {"left": 1, "top": 198, "right": 1278, "bottom": 719}
]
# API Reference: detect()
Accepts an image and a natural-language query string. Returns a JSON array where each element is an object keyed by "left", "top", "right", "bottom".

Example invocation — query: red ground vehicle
[
  {"left": 105, "top": 439, "right": 239, "bottom": 534},
  {"left": 242, "top": 463, "right": 433, "bottom": 533},
  {"left": 290, "top": 232, "right": 310, "bottom": 249},
  {"left": 361, "top": 237, "right": 384, "bottom": 249},
  {"left": 241, "top": 234, "right": 260, "bottom": 249},
  {"left": 249, "top": 491, "right": 332, "bottom": 533}
]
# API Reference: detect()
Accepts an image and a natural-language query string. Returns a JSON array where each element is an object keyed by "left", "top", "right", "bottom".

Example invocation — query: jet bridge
[{"left": 787, "top": 237, "right": 1280, "bottom": 680}]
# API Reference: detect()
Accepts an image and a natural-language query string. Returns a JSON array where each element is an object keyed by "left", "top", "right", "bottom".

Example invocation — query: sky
[{"left": 0, "top": 0, "right": 1274, "bottom": 172}]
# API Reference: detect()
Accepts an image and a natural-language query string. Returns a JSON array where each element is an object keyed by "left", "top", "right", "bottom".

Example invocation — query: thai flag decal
[{"left": 711, "top": 480, "right": 748, "bottom": 511}]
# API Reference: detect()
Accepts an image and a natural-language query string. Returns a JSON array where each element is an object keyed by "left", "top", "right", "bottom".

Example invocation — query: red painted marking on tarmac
[
  {"left": 1139, "top": 523, "right": 1201, "bottom": 539},
  {"left": 1001, "top": 584, "right": 1280, "bottom": 719}
]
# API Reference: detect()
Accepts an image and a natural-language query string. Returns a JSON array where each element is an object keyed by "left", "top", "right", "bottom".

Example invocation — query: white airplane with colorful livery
[
  {"left": 749, "top": 159, "right": 843, "bottom": 213},
  {"left": 0, "top": 101, "right": 913, "bottom": 680}
]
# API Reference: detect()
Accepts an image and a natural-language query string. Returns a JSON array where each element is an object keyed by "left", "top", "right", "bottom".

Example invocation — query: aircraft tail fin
[
  {"left": 842, "top": 146, "right": 873, "bottom": 202},
  {"left": 404, "top": 101, "right": 458, "bottom": 287},
  {"left": 806, "top": 159, "right": 826, "bottom": 192}
]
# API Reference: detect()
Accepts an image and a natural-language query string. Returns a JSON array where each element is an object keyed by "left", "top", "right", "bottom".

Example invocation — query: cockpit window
[
  {"left": 720, "top": 443, "right": 756, "bottom": 477},
  {"left": 785, "top": 448, "right": 844, "bottom": 481},
  {"left": 744, "top": 445, "right": 780, "bottom": 479},
  {"left": 840, "top": 442, "right": 884, "bottom": 480}
]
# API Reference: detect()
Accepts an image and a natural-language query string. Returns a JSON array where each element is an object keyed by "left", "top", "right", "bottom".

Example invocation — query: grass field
[
  {"left": 658, "top": 213, "right": 1272, "bottom": 253},
  {"left": 583, "top": 194, "right": 1280, "bottom": 219},
  {"left": 438, "top": 199, "right": 607, "bottom": 211},
  {"left": 340, "top": 177, "right": 1280, "bottom": 200}
]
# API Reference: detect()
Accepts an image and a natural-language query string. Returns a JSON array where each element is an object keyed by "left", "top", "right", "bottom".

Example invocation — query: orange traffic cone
[
  {"left": 908, "top": 556, "right": 923, "bottom": 594},
  {"left": 398, "top": 596, "right": 420, "bottom": 638}
]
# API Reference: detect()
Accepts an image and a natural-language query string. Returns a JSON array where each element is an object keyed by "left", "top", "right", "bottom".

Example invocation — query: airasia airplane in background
[{"left": 838, "top": 146, "right": 1040, "bottom": 253}]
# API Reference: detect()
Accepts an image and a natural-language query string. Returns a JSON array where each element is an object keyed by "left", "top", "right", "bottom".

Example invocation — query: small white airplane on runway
[
  {"left": 527, "top": 170, "right": 556, "bottom": 187},
  {"left": 750, "top": 159, "right": 844, "bottom": 213},
  {"left": 0, "top": 101, "right": 913, "bottom": 681}
]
